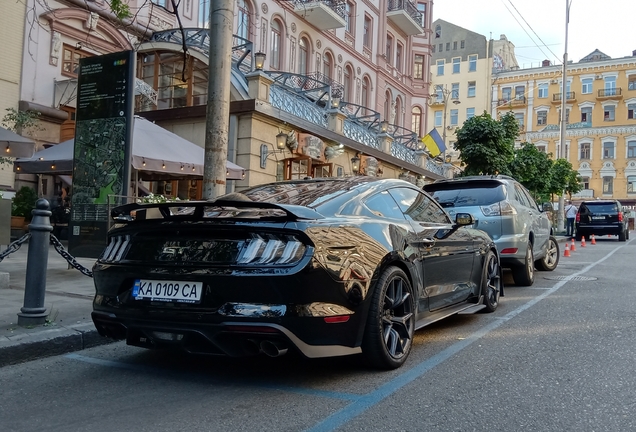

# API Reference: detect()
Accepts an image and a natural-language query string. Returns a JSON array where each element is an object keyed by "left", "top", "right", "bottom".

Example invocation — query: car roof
[
  {"left": 580, "top": 200, "right": 621, "bottom": 205},
  {"left": 429, "top": 175, "right": 516, "bottom": 184}
]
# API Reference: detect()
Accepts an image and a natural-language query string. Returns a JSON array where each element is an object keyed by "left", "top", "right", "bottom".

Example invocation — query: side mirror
[
  {"left": 455, "top": 212, "right": 474, "bottom": 226},
  {"left": 542, "top": 202, "right": 553, "bottom": 212}
]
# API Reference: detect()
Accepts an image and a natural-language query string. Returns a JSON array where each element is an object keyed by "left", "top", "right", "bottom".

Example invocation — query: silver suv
[{"left": 424, "top": 175, "right": 559, "bottom": 286}]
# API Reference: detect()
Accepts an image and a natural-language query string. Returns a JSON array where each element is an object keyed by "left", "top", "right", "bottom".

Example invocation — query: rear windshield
[
  {"left": 582, "top": 203, "right": 619, "bottom": 213},
  {"left": 424, "top": 182, "right": 506, "bottom": 208}
]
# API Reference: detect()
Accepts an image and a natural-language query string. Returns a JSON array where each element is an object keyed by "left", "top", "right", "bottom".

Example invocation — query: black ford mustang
[{"left": 92, "top": 177, "right": 502, "bottom": 369}]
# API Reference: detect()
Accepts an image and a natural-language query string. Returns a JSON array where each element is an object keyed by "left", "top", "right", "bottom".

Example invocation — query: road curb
[{"left": 0, "top": 323, "right": 115, "bottom": 367}]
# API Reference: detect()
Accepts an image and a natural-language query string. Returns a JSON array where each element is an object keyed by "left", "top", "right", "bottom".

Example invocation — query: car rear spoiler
[{"left": 111, "top": 199, "right": 325, "bottom": 222}]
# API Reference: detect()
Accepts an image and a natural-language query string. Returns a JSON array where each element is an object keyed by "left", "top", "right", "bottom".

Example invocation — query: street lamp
[{"left": 429, "top": 85, "right": 460, "bottom": 160}]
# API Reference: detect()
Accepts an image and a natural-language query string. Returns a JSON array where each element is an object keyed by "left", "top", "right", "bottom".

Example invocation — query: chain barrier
[
  {"left": 50, "top": 234, "right": 94, "bottom": 278},
  {"left": 0, "top": 233, "right": 32, "bottom": 263}
]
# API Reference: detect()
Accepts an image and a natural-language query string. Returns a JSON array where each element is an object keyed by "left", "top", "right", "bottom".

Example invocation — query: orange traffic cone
[
  {"left": 581, "top": 236, "right": 586, "bottom": 247},
  {"left": 564, "top": 242, "right": 571, "bottom": 257},
  {"left": 591, "top": 234, "right": 596, "bottom": 245},
  {"left": 570, "top": 238, "right": 576, "bottom": 252}
]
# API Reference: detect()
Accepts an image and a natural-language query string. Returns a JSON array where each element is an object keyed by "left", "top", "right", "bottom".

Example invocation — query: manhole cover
[{"left": 544, "top": 275, "right": 598, "bottom": 281}]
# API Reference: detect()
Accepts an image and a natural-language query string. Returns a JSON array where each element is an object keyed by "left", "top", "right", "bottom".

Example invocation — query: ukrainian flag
[{"left": 421, "top": 129, "right": 446, "bottom": 157}]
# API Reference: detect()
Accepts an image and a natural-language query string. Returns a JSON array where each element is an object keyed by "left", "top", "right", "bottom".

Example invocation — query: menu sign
[{"left": 69, "top": 50, "right": 135, "bottom": 258}]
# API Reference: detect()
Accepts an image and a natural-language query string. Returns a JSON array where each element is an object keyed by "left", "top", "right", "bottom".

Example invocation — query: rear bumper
[
  {"left": 493, "top": 234, "right": 528, "bottom": 268},
  {"left": 576, "top": 223, "right": 626, "bottom": 235}
]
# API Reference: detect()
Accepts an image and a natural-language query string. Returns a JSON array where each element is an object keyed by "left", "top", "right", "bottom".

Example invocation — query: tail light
[
  {"left": 236, "top": 233, "right": 306, "bottom": 265},
  {"left": 576, "top": 213, "right": 580, "bottom": 222},
  {"left": 480, "top": 200, "right": 517, "bottom": 217},
  {"left": 618, "top": 212, "right": 623, "bottom": 222},
  {"left": 100, "top": 235, "right": 131, "bottom": 262}
]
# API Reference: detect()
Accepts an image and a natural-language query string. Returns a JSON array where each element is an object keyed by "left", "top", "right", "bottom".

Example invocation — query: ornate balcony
[
  {"left": 292, "top": 0, "right": 347, "bottom": 30},
  {"left": 597, "top": 88, "right": 623, "bottom": 100},
  {"left": 552, "top": 92, "right": 576, "bottom": 103},
  {"left": 386, "top": 0, "right": 424, "bottom": 36}
]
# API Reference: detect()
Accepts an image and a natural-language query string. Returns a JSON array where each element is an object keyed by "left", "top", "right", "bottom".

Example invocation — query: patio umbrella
[{"left": 0, "top": 126, "right": 36, "bottom": 158}]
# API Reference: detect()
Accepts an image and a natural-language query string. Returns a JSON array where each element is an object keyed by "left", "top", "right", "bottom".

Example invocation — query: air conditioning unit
[
  {"left": 550, "top": 79, "right": 558, "bottom": 84},
  {"left": 595, "top": 74, "right": 603, "bottom": 80}
]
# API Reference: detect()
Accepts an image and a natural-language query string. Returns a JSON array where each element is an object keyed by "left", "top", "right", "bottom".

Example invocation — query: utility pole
[
  {"left": 203, "top": 0, "right": 234, "bottom": 200},
  {"left": 557, "top": 0, "right": 571, "bottom": 232}
]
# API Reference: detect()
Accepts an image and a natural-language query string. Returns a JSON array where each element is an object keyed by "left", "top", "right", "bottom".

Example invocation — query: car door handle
[{"left": 417, "top": 238, "right": 436, "bottom": 247}]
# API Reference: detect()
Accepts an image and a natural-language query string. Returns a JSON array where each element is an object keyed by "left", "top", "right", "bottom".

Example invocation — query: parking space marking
[{"left": 306, "top": 239, "right": 631, "bottom": 432}]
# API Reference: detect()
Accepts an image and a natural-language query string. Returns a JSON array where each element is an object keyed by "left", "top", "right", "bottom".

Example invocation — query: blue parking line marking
[{"left": 305, "top": 241, "right": 627, "bottom": 432}]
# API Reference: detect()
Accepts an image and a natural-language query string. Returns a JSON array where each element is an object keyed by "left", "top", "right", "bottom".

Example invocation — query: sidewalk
[{"left": 0, "top": 241, "right": 111, "bottom": 367}]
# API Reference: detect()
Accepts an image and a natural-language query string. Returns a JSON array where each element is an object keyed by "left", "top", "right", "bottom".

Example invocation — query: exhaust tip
[
  {"left": 242, "top": 339, "right": 261, "bottom": 356},
  {"left": 260, "top": 340, "right": 288, "bottom": 357}
]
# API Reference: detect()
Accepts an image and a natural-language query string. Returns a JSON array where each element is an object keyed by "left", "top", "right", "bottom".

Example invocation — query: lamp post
[
  {"left": 557, "top": 0, "right": 572, "bottom": 233},
  {"left": 431, "top": 85, "right": 460, "bottom": 160}
]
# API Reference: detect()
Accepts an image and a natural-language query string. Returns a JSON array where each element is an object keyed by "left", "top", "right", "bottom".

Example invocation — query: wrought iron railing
[
  {"left": 391, "top": 143, "right": 418, "bottom": 165},
  {"left": 386, "top": 0, "right": 423, "bottom": 24},
  {"left": 386, "top": 124, "right": 419, "bottom": 151},
  {"left": 598, "top": 88, "right": 622, "bottom": 97},
  {"left": 552, "top": 92, "right": 575, "bottom": 101},
  {"left": 343, "top": 120, "right": 381, "bottom": 150},
  {"left": 267, "top": 71, "right": 332, "bottom": 106},
  {"left": 292, "top": 0, "right": 346, "bottom": 19},
  {"left": 269, "top": 85, "right": 328, "bottom": 128},
  {"left": 307, "top": 72, "right": 344, "bottom": 99},
  {"left": 338, "top": 102, "right": 381, "bottom": 129}
]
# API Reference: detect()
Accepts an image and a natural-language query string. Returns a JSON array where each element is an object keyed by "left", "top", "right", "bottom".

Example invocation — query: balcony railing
[
  {"left": 267, "top": 71, "right": 332, "bottom": 106},
  {"left": 338, "top": 101, "right": 381, "bottom": 129},
  {"left": 306, "top": 72, "right": 344, "bottom": 99},
  {"left": 598, "top": 88, "right": 622, "bottom": 97},
  {"left": 292, "top": 0, "right": 346, "bottom": 30},
  {"left": 386, "top": 0, "right": 423, "bottom": 36},
  {"left": 552, "top": 92, "right": 576, "bottom": 101}
]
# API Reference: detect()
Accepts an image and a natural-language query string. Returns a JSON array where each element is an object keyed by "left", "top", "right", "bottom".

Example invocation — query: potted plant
[{"left": 11, "top": 186, "right": 38, "bottom": 228}]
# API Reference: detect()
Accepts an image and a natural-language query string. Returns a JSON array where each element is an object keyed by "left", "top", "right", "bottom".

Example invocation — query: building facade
[
  {"left": 492, "top": 50, "right": 636, "bottom": 206},
  {"left": 11, "top": 0, "right": 454, "bottom": 202}
]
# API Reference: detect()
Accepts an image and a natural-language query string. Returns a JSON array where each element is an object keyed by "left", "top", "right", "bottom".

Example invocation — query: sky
[{"left": 432, "top": 0, "right": 636, "bottom": 69}]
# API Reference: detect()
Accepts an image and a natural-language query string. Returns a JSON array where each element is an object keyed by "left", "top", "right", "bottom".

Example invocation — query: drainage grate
[{"left": 544, "top": 275, "right": 598, "bottom": 281}]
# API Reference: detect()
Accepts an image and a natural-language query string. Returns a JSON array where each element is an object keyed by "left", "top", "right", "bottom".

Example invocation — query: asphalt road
[{"left": 2, "top": 237, "right": 635, "bottom": 432}]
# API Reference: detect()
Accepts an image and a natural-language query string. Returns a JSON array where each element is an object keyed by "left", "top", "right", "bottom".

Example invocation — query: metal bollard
[{"left": 17, "top": 199, "right": 53, "bottom": 326}]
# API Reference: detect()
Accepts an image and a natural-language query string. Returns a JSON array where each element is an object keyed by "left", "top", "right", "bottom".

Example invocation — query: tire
[
  {"left": 362, "top": 266, "right": 415, "bottom": 370},
  {"left": 619, "top": 230, "right": 626, "bottom": 242},
  {"left": 627, "top": 230, "right": 630, "bottom": 240},
  {"left": 481, "top": 250, "right": 501, "bottom": 313},
  {"left": 535, "top": 236, "right": 560, "bottom": 271},
  {"left": 512, "top": 243, "right": 534, "bottom": 286}
]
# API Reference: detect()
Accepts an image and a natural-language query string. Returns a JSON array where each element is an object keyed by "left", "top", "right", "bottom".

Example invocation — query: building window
[
  {"left": 628, "top": 103, "right": 636, "bottom": 119},
  {"left": 438, "top": 43, "right": 443, "bottom": 52},
  {"left": 322, "top": 52, "right": 333, "bottom": 78},
  {"left": 436, "top": 59, "right": 444, "bottom": 76},
  {"left": 467, "top": 81, "right": 476, "bottom": 97},
  {"left": 629, "top": 75, "right": 636, "bottom": 90},
  {"left": 435, "top": 24, "right": 441, "bottom": 38},
  {"left": 62, "top": 45, "right": 92, "bottom": 77},
  {"left": 270, "top": 20, "right": 282, "bottom": 70},
  {"left": 450, "top": 109, "right": 458, "bottom": 126},
  {"left": 198, "top": 0, "right": 209, "bottom": 28},
  {"left": 432, "top": 45, "right": 435, "bottom": 53},
  {"left": 434, "top": 110, "right": 442, "bottom": 127},
  {"left": 452, "top": 57, "right": 460, "bottom": 74},
  {"left": 413, "top": 54, "right": 424, "bottom": 79},
  {"left": 537, "top": 145, "right": 546, "bottom": 153},
  {"left": 604, "top": 76, "right": 617, "bottom": 95},
  {"left": 580, "top": 142, "right": 591, "bottom": 159},
  {"left": 152, "top": 0, "right": 169, "bottom": 7},
  {"left": 466, "top": 107, "right": 475, "bottom": 119},
  {"left": 298, "top": 37, "right": 309, "bottom": 74},
  {"left": 468, "top": 54, "right": 477, "bottom": 72},
  {"left": 363, "top": 15, "right": 372, "bottom": 48},
  {"left": 386, "top": 34, "right": 393, "bottom": 65},
  {"left": 451, "top": 83, "right": 459, "bottom": 99},
  {"left": 581, "top": 106, "right": 592, "bottom": 123},
  {"left": 453, "top": 41, "right": 457, "bottom": 50},
  {"left": 412, "top": 107, "right": 422, "bottom": 136},
  {"left": 558, "top": 108, "right": 570, "bottom": 124},
  {"left": 435, "top": 85, "right": 443, "bottom": 102},
  {"left": 345, "top": 1, "right": 354, "bottom": 33},
  {"left": 417, "top": 3, "right": 426, "bottom": 28},
  {"left": 343, "top": 65, "right": 352, "bottom": 102},
  {"left": 604, "top": 105, "right": 615, "bottom": 121},
  {"left": 446, "top": 42, "right": 450, "bottom": 51},
  {"left": 515, "top": 86, "right": 525, "bottom": 100},
  {"left": 538, "top": 83, "right": 548, "bottom": 98},
  {"left": 361, "top": 76, "right": 370, "bottom": 110},
  {"left": 501, "top": 87, "right": 511, "bottom": 102},
  {"left": 629, "top": 140, "right": 636, "bottom": 158},
  {"left": 537, "top": 110, "right": 547, "bottom": 125},
  {"left": 581, "top": 78, "right": 593, "bottom": 94},
  {"left": 603, "top": 176, "right": 613, "bottom": 194},
  {"left": 396, "top": 43, "right": 403, "bottom": 73},
  {"left": 461, "top": 40, "right": 465, "bottom": 49},
  {"left": 603, "top": 141, "right": 615, "bottom": 159},
  {"left": 237, "top": 0, "right": 250, "bottom": 41},
  {"left": 580, "top": 176, "right": 590, "bottom": 189},
  {"left": 628, "top": 176, "right": 636, "bottom": 193},
  {"left": 515, "top": 112, "right": 524, "bottom": 128}
]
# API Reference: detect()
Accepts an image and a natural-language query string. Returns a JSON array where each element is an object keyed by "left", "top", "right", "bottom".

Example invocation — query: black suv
[{"left": 575, "top": 200, "right": 629, "bottom": 242}]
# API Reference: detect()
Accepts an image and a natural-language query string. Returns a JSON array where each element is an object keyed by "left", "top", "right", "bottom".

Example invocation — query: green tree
[
  {"left": 550, "top": 158, "right": 582, "bottom": 198},
  {"left": 454, "top": 112, "right": 517, "bottom": 176},
  {"left": 1, "top": 108, "right": 42, "bottom": 166},
  {"left": 509, "top": 142, "right": 554, "bottom": 202}
]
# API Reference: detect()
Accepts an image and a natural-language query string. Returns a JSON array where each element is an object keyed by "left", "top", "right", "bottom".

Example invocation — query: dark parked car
[
  {"left": 575, "top": 200, "right": 629, "bottom": 241},
  {"left": 92, "top": 177, "right": 502, "bottom": 369},
  {"left": 424, "top": 175, "right": 559, "bottom": 287}
]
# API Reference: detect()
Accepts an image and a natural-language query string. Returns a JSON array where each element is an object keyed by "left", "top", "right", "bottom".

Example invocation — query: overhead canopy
[
  {"left": 0, "top": 125, "right": 36, "bottom": 158},
  {"left": 14, "top": 117, "right": 244, "bottom": 180}
]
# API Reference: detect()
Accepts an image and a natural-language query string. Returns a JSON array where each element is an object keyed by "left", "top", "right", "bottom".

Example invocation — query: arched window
[
  {"left": 343, "top": 65, "right": 353, "bottom": 102},
  {"left": 298, "top": 37, "right": 309, "bottom": 74},
  {"left": 323, "top": 52, "right": 333, "bottom": 79},
  {"left": 394, "top": 96, "right": 402, "bottom": 126},
  {"left": 411, "top": 106, "right": 422, "bottom": 136},
  {"left": 384, "top": 90, "right": 392, "bottom": 122},
  {"left": 237, "top": 0, "right": 250, "bottom": 41},
  {"left": 270, "top": 19, "right": 282, "bottom": 70},
  {"left": 361, "top": 76, "right": 370, "bottom": 110}
]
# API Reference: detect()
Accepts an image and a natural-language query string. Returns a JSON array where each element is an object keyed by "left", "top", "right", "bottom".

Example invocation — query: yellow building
[{"left": 492, "top": 50, "right": 636, "bottom": 206}]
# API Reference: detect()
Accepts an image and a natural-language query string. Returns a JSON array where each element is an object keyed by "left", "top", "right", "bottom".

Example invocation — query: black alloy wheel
[
  {"left": 362, "top": 266, "right": 415, "bottom": 369},
  {"left": 482, "top": 250, "right": 501, "bottom": 313},
  {"left": 536, "top": 235, "right": 560, "bottom": 271},
  {"left": 619, "top": 229, "right": 626, "bottom": 242},
  {"left": 512, "top": 243, "right": 534, "bottom": 286}
]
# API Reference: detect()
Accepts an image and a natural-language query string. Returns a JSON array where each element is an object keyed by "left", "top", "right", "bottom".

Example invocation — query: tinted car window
[
  {"left": 388, "top": 188, "right": 450, "bottom": 224},
  {"left": 425, "top": 182, "right": 507, "bottom": 208},
  {"left": 364, "top": 191, "right": 406, "bottom": 220},
  {"left": 582, "top": 203, "right": 619, "bottom": 213},
  {"left": 513, "top": 184, "right": 532, "bottom": 208}
]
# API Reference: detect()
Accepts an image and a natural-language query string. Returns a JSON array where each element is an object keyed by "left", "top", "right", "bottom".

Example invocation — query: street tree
[
  {"left": 509, "top": 142, "right": 554, "bottom": 202},
  {"left": 454, "top": 112, "right": 517, "bottom": 176},
  {"left": 550, "top": 158, "right": 582, "bottom": 198}
]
